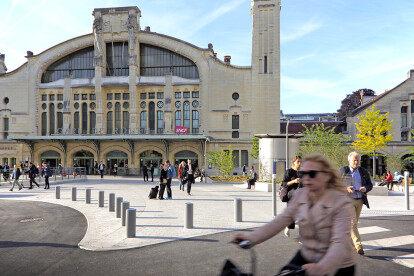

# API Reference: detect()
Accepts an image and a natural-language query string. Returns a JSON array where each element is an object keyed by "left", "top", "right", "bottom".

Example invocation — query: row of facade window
[
  {"left": 40, "top": 92, "right": 199, "bottom": 103},
  {"left": 1, "top": 157, "right": 17, "bottom": 167},
  {"left": 222, "top": 150, "right": 249, "bottom": 168},
  {"left": 40, "top": 102, "right": 199, "bottom": 135}
]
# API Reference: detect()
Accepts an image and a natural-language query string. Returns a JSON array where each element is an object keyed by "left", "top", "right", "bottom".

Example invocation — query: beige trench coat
[{"left": 248, "top": 188, "right": 355, "bottom": 275}]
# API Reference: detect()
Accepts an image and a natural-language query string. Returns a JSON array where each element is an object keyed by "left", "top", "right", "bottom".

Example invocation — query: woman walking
[
  {"left": 233, "top": 154, "right": 355, "bottom": 276},
  {"left": 178, "top": 161, "right": 186, "bottom": 191},
  {"left": 281, "top": 155, "right": 302, "bottom": 237}
]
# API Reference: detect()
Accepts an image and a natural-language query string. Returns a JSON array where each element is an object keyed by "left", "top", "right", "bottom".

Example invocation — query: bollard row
[{"left": 54, "top": 187, "right": 249, "bottom": 238}]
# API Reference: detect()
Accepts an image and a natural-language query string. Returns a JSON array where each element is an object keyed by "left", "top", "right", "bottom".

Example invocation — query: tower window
[{"left": 264, "top": 56, "right": 268, "bottom": 74}]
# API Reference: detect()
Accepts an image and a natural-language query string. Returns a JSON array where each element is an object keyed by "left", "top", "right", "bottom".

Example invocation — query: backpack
[{"left": 35, "top": 167, "right": 39, "bottom": 175}]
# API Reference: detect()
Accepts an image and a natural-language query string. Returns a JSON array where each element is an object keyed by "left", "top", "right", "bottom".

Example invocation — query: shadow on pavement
[{"left": 0, "top": 241, "right": 78, "bottom": 249}]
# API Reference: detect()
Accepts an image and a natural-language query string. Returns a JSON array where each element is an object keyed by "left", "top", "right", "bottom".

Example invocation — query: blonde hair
[
  {"left": 303, "top": 154, "right": 346, "bottom": 193},
  {"left": 179, "top": 161, "right": 186, "bottom": 169}
]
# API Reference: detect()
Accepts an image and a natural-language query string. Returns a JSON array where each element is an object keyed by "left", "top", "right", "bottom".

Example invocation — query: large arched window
[
  {"left": 157, "top": 111, "right": 164, "bottom": 134},
  {"left": 183, "top": 101, "right": 190, "bottom": 128},
  {"left": 192, "top": 110, "right": 199, "bottom": 134},
  {"left": 57, "top": 112, "right": 63, "bottom": 130},
  {"left": 123, "top": 111, "right": 129, "bottom": 130},
  {"left": 90, "top": 111, "right": 96, "bottom": 134},
  {"left": 107, "top": 111, "right": 113, "bottom": 134},
  {"left": 41, "top": 46, "right": 95, "bottom": 83},
  {"left": 49, "top": 103, "right": 55, "bottom": 135},
  {"left": 140, "top": 111, "right": 147, "bottom": 134},
  {"left": 115, "top": 102, "right": 121, "bottom": 131},
  {"left": 149, "top": 102, "right": 155, "bottom": 134},
  {"left": 41, "top": 112, "right": 47, "bottom": 136},
  {"left": 175, "top": 110, "right": 181, "bottom": 127},
  {"left": 74, "top": 112, "right": 79, "bottom": 132},
  {"left": 140, "top": 44, "right": 199, "bottom": 79},
  {"left": 82, "top": 103, "right": 88, "bottom": 134}
]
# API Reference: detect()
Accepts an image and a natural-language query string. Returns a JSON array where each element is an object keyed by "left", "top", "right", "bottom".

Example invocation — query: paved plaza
[{"left": 1, "top": 176, "right": 414, "bottom": 275}]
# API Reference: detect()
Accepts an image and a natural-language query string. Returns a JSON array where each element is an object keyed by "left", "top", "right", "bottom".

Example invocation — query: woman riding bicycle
[{"left": 233, "top": 154, "right": 355, "bottom": 276}]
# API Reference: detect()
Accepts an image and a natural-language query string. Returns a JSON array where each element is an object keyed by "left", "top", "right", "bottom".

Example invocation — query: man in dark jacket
[
  {"left": 27, "top": 162, "right": 40, "bottom": 189},
  {"left": 247, "top": 168, "right": 257, "bottom": 189},
  {"left": 150, "top": 164, "right": 155, "bottom": 182},
  {"left": 41, "top": 162, "right": 51, "bottom": 189},
  {"left": 340, "top": 152, "right": 373, "bottom": 255},
  {"left": 3, "top": 162, "right": 10, "bottom": 183},
  {"left": 184, "top": 159, "right": 196, "bottom": 195},
  {"left": 99, "top": 161, "right": 105, "bottom": 179},
  {"left": 142, "top": 164, "right": 148, "bottom": 182},
  {"left": 10, "top": 165, "right": 22, "bottom": 191}
]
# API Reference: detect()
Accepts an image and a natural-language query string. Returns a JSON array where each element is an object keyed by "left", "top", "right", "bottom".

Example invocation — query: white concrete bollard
[
  {"left": 126, "top": 208, "right": 136, "bottom": 238},
  {"left": 86, "top": 189, "right": 91, "bottom": 204},
  {"left": 185, "top": 203, "right": 193, "bottom": 229},
  {"left": 109, "top": 193, "right": 115, "bottom": 212},
  {"left": 72, "top": 187, "right": 77, "bottom": 201},
  {"left": 116, "top": 197, "right": 123, "bottom": 218},
  {"left": 55, "top": 186, "right": 61, "bottom": 199},
  {"left": 234, "top": 198, "right": 242, "bottom": 222},
  {"left": 122, "top": 201, "right": 130, "bottom": 226},
  {"left": 99, "top": 191, "right": 104, "bottom": 207}
]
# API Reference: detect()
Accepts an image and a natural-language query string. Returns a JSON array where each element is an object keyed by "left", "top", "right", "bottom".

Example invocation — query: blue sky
[{"left": 1, "top": 0, "right": 414, "bottom": 114}]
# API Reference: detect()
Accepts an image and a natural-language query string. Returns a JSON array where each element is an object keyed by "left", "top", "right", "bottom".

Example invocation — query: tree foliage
[
  {"left": 250, "top": 136, "right": 259, "bottom": 159},
  {"left": 207, "top": 146, "right": 235, "bottom": 176},
  {"left": 385, "top": 153, "right": 407, "bottom": 174},
  {"left": 351, "top": 104, "right": 394, "bottom": 178},
  {"left": 299, "top": 123, "right": 350, "bottom": 169},
  {"left": 337, "top": 88, "right": 376, "bottom": 118},
  {"left": 404, "top": 129, "right": 414, "bottom": 162}
]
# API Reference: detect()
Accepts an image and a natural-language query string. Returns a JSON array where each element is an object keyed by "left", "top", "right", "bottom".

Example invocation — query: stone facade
[
  {"left": 0, "top": 1, "right": 281, "bottom": 175},
  {"left": 344, "top": 69, "right": 414, "bottom": 176}
]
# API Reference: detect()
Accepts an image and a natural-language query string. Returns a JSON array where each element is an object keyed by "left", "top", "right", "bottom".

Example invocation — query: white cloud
[
  {"left": 281, "top": 18, "right": 322, "bottom": 43},
  {"left": 181, "top": 0, "right": 246, "bottom": 39}
]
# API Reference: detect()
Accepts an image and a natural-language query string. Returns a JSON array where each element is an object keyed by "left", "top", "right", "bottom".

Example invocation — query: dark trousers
[
  {"left": 29, "top": 177, "right": 39, "bottom": 188},
  {"left": 143, "top": 173, "right": 148, "bottom": 181},
  {"left": 247, "top": 179, "right": 256, "bottom": 188},
  {"left": 166, "top": 178, "right": 172, "bottom": 197},
  {"left": 100, "top": 170, "right": 104, "bottom": 178},
  {"left": 159, "top": 179, "right": 172, "bottom": 198},
  {"left": 44, "top": 176, "right": 49, "bottom": 189},
  {"left": 187, "top": 174, "right": 194, "bottom": 194},
  {"left": 159, "top": 184, "right": 166, "bottom": 198},
  {"left": 151, "top": 172, "right": 154, "bottom": 182},
  {"left": 282, "top": 250, "right": 355, "bottom": 276}
]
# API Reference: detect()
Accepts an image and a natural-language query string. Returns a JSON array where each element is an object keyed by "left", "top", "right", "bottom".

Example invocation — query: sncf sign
[{"left": 175, "top": 126, "right": 188, "bottom": 133}]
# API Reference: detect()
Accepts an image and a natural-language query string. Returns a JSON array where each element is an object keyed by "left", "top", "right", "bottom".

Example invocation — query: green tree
[
  {"left": 207, "top": 146, "right": 235, "bottom": 176},
  {"left": 250, "top": 136, "right": 259, "bottom": 159},
  {"left": 385, "top": 153, "right": 407, "bottom": 175},
  {"left": 299, "top": 123, "right": 350, "bottom": 169},
  {"left": 351, "top": 104, "right": 394, "bottom": 179}
]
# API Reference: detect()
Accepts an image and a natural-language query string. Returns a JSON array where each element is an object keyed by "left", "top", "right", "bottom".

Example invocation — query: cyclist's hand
[
  {"left": 302, "top": 263, "right": 322, "bottom": 276},
  {"left": 232, "top": 233, "right": 247, "bottom": 244}
]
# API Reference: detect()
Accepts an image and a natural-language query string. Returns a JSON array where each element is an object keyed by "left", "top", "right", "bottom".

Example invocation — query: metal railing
[{"left": 0, "top": 167, "right": 87, "bottom": 184}]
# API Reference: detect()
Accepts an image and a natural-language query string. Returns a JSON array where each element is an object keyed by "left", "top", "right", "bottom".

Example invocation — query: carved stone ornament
[
  {"left": 93, "top": 16, "right": 103, "bottom": 33},
  {"left": 94, "top": 56, "right": 103, "bottom": 67},
  {"left": 129, "top": 55, "right": 137, "bottom": 66}
]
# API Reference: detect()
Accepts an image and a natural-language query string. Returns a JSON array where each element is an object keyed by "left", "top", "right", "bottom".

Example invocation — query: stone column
[
  {"left": 93, "top": 10, "right": 105, "bottom": 132},
  {"left": 164, "top": 73, "right": 173, "bottom": 134},
  {"left": 128, "top": 9, "right": 139, "bottom": 130}
]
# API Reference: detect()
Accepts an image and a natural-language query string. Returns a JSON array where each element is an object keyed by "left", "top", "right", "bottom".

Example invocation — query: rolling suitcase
[{"left": 148, "top": 185, "right": 159, "bottom": 199}]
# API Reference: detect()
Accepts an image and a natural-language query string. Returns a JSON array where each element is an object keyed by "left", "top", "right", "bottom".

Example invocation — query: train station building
[{"left": 0, "top": 1, "right": 281, "bottom": 175}]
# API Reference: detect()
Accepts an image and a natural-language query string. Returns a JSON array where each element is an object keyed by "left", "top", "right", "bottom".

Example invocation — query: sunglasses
[{"left": 299, "top": 170, "right": 326, "bottom": 178}]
